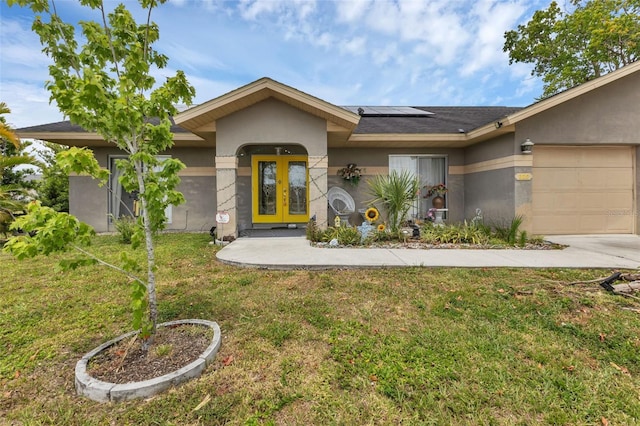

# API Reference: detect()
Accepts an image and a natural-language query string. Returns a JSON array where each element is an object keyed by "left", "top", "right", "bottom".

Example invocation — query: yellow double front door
[{"left": 252, "top": 155, "right": 309, "bottom": 224}]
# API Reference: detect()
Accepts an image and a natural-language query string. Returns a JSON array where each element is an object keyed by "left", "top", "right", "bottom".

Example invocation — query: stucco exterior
[
  {"left": 69, "top": 147, "right": 217, "bottom": 233},
  {"left": 17, "top": 63, "right": 640, "bottom": 237}
]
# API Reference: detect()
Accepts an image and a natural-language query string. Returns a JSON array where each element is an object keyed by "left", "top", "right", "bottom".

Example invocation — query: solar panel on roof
[{"left": 343, "top": 106, "right": 434, "bottom": 117}]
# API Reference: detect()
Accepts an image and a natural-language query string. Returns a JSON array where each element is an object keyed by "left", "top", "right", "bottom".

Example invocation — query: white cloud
[
  {"left": 238, "top": 0, "right": 317, "bottom": 21},
  {"left": 340, "top": 36, "right": 367, "bottom": 55},
  {"left": 0, "top": 81, "right": 63, "bottom": 128},
  {"left": 460, "top": 0, "right": 528, "bottom": 76},
  {"left": 0, "top": 18, "right": 52, "bottom": 80},
  {"left": 335, "top": 0, "right": 370, "bottom": 23},
  {"left": 162, "top": 42, "right": 227, "bottom": 73},
  {"left": 371, "top": 43, "right": 399, "bottom": 66}
]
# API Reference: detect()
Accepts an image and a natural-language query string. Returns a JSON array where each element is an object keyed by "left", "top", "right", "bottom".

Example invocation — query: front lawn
[{"left": 1, "top": 233, "right": 639, "bottom": 424}]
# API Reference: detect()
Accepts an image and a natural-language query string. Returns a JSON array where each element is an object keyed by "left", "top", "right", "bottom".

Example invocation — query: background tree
[
  {"left": 36, "top": 142, "right": 69, "bottom": 212},
  {"left": 4, "top": 0, "right": 195, "bottom": 346},
  {"left": 0, "top": 102, "right": 37, "bottom": 238},
  {"left": 504, "top": 0, "right": 640, "bottom": 99}
]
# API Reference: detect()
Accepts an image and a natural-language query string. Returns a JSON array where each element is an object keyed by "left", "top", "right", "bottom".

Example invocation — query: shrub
[
  {"left": 112, "top": 215, "right": 138, "bottom": 244},
  {"left": 527, "top": 234, "right": 547, "bottom": 246},
  {"left": 420, "top": 221, "right": 488, "bottom": 245},
  {"left": 367, "top": 170, "right": 420, "bottom": 233},
  {"left": 306, "top": 219, "right": 323, "bottom": 242},
  {"left": 322, "top": 225, "right": 361, "bottom": 246},
  {"left": 492, "top": 215, "right": 524, "bottom": 245}
]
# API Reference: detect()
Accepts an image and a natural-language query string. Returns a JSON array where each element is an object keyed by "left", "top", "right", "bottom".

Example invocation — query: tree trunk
[{"left": 134, "top": 159, "right": 157, "bottom": 348}]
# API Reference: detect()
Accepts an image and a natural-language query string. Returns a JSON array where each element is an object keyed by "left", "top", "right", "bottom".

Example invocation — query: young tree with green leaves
[
  {"left": 3, "top": 0, "right": 195, "bottom": 346},
  {"left": 504, "top": 0, "right": 640, "bottom": 99}
]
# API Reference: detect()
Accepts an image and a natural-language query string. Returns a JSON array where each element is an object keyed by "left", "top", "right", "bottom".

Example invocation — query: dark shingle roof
[
  {"left": 352, "top": 106, "right": 523, "bottom": 134},
  {"left": 17, "top": 106, "right": 523, "bottom": 135},
  {"left": 17, "top": 117, "right": 190, "bottom": 133}
]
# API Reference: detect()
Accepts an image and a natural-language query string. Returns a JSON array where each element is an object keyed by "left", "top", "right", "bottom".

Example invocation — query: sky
[{"left": 0, "top": 0, "right": 553, "bottom": 129}]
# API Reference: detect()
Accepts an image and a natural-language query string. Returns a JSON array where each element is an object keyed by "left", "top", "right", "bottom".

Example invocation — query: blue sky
[{"left": 0, "top": 0, "right": 552, "bottom": 129}]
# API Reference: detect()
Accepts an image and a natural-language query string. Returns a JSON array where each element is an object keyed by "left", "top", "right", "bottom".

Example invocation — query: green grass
[{"left": 1, "top": 233, "right": 640, "bottom": 425}]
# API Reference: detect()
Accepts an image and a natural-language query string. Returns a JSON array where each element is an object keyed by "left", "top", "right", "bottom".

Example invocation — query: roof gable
[
  {"left": 174, "top": 77, "right": 360, "bottom": 136},
  {"left": 501, "top": 60, "right": 640, "bottom": 127}
]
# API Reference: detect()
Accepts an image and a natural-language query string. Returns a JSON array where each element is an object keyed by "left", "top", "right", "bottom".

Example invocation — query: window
[
  {"left": 108, "top": 155, "right": 172, "bottom": 223},
  {"left": 389, "top": 155, "right": 447, "bottom": 220}
]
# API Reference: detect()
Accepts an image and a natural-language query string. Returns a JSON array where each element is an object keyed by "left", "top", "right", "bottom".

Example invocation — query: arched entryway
[{"left": 237, "top": 144, "right": 310, "bottom": 229}]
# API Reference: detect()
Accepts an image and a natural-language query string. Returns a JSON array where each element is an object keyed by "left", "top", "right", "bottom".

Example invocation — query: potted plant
[
  {"left": 338, "top": 163, "right": 363, "bottom": 185},
  {"left": 425, "top": 183, "right": 448, "bottom": 209}
]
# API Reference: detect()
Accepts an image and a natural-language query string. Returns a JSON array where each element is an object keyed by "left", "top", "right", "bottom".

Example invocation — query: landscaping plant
[
  {"left": 3, "top": 0, "right": 195, "bottom": 347},
  {"left": 367, "top": 170, "right": 420, "bottom": 233},
  {"left": 321, "top": 225, "right": 361, "bottom": 246},
  {"left": 0, "top": 103, "right": 38, "bottom": 239}
]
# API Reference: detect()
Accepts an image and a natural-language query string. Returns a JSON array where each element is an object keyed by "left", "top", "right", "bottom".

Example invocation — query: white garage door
[{"left": 532, "top": 146, "right": 634, "bottom": 235}]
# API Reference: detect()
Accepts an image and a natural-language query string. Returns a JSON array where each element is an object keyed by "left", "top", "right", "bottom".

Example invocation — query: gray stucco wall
[
  {"left": 462, "top": 134, "right": 525, "bottom": 226},
  {"left": 236, "top": 175, "right": 251, "bottom": 232},
  {"left": 463, "top": 168, "right": 516, "bottom": 225},
  {"left": 516, "top": 70, "right": 640, "bottom": 145},
  {"left": 326, "top": 147, "right": 465, "bottom": 224},
  {"left": 69, "top": 146, "right": 216, "bottom": 233},
  {"left": 69, "top": 176, "right": 109, "bottom": 231},
  {"left": 217, "top": 98, "right": 327, "bottom": 157},
  {"left": 172, "top": 176, "right": 216, "bottom": 233},
  {"left": 216, "top": 98, "right": 328, "bottom": 232},
  {"left": 464, "top": 134, "right": 517, "bottom": 163}
]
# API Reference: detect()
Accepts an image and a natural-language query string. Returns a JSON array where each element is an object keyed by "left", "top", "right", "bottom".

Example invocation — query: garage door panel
[
  {"left": 533, "top": 169, "right": 578, "bottom": 189},
  {"left": 605, "top": 192, "right": 633, "bottom": 210},
  {"left": 533, "top": 146, "right": 633, "bottom": 168},
  {"left": 532, "top": 146, "right": 634, "bottom": 235},
  {"left": 534, "top": 213, "right": 628, "bottom": 234},
  {"left": 533, "top": 168, "right": 632, "bottom": 190},
  {"left": 607, "top": 213, "right": 634, "bottom": 232}
]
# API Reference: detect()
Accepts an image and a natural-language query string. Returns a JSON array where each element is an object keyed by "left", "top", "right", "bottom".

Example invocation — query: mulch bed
[
  {"left": 87, "top": 324, "right": 213, "bottom": 384},
  {"left": 314, "top": 240, "right": 563, "bottom": 250}
]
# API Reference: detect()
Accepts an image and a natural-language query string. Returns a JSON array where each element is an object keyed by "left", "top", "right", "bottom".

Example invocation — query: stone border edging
[{"left": 75, "top": 319, "right": 221, "bottom": 402}]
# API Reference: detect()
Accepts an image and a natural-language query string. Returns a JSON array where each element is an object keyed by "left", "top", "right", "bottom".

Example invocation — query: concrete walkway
[{"left": 216, "top": 234, "right": 640, "bottom": 270}]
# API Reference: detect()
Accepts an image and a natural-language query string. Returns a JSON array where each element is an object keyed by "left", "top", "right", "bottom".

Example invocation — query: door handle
[{"left": 283, "top": 188, "right": 287, "bottom": 207}]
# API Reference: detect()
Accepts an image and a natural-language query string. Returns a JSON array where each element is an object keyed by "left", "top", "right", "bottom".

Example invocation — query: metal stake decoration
[{"left": 215, "top": 211, "right": 230, "bottom": 245}]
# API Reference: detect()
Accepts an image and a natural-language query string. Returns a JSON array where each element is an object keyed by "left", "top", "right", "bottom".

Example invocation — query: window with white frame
[
  {"left": 389, "top": 155, "right": 447, "bottom": 220},
  {"left": 108, "top": 155, "right": 172, "bottom": 223}
]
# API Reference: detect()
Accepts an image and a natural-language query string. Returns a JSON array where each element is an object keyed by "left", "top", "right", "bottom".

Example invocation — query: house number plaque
[{"left": 515, "top": 173, "right": 532, "bottom": 181}]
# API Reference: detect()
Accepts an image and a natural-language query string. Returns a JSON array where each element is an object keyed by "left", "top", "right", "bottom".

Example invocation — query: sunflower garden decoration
[
  {"left": 357, "top": 206, "right": 380, "bottom": 242},
  {"left": 364, "top": 207, "right": 379, "bottom": 223}
]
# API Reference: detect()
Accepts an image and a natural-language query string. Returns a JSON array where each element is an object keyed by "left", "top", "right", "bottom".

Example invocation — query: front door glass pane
[
  {"left": 259, "top": 161, "right": 277, "bottom": 215},
  {"left": 288, "top": 161, "right": 307, "bottom": 215}
]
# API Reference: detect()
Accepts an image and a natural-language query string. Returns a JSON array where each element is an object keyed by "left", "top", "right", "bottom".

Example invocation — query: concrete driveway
[{"left": 545, "top": 234, "right": 640, "bottom": 264}]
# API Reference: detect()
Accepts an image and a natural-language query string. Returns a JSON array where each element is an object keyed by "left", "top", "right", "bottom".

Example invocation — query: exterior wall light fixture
[{"left": 521, "top": 138, "right": 534, "bottom": 154}]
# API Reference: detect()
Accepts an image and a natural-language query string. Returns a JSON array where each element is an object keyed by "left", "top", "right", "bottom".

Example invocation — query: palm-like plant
[
  {"left": 0, "top": 103, "right": 36, "bottom": 237},
  {"left": 0, "top": 102, "right": 20, "bottom": 150},
  {"left": 367, "top": 170, "right": 420, "bottom": 233}
]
